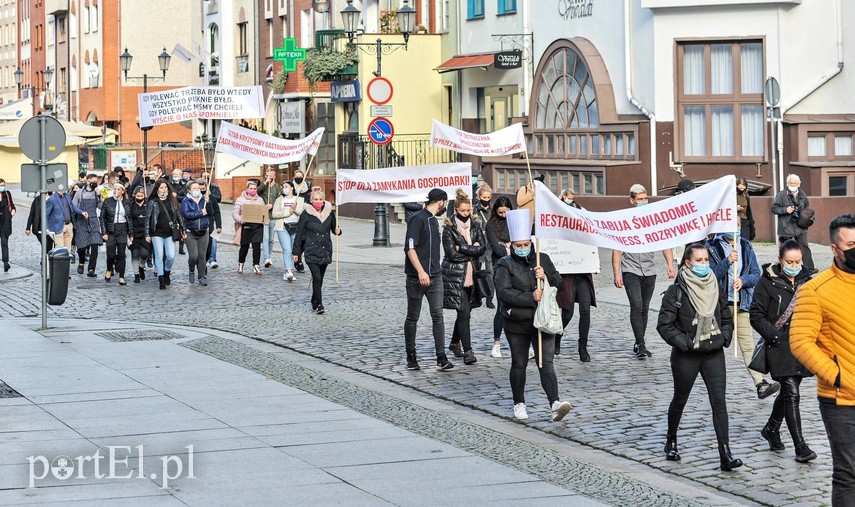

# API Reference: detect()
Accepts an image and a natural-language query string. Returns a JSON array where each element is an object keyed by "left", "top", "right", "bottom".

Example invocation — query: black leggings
[
  {"left": 1, "top": 233, "right": 8, "bottom": 263},
  {"left": 560, "top": 275, "right": 593, "bottom": 342},
  {"left": 105, "top": 238, "right": 127, "bottom": 277},
  {"left": 238, "top": 242, "right": 261, "bottom": 265},
  {"left": 450, "top": 287, "right": 473, "bottom": 351},
  {"left": 308, "top": 263, "right": 328, "bottom": 309},
  {"left": 667, "top": 347, "right": 730, "bottom": 445},
  {"left": 507, "top": 330, "right": 559, "bottom": 405},
  {"left": 77, "top": 244, "right": 99, "bottom": 271}
]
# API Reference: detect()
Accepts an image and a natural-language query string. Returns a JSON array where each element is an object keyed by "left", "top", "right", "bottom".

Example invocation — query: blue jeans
[
  {"left": 150, "top": 236, "right": 176, "bottom": 276},
  {"left": 277, "top": 229, "right": 296, "bottom": 270},
  {"left": 261, "top": 221, "right": 277, "bottom": 260},
  {"left": 207, "top": 237, "right": 218, "bottom": 263},
  {"left": 404, "top": 275, "right": 445, "bottom": 358},
  {"left": 819, "top": 397, "right": 855, "bottom": 506}
]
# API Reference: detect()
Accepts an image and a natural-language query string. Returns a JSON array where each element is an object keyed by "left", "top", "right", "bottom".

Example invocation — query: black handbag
[
  {"left": 796, "top": 207, "right": 816, "bottom": 229},
  {"left": 159, "top": 200, "right": 182, "bottom": 241},
  {"left": 474, "top": 268, "right": 493, "bottom": 300},
  {"left": 748, "top": 337, "right": 768, "bottom": 374}
]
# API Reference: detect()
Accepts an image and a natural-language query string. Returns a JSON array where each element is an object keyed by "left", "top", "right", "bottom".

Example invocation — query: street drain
[
  {"left": 95, "top": 330, "right": 186, "bottom": 342},
  {"left": 0, "top": 380, "right": 22, "bottom": 398}
]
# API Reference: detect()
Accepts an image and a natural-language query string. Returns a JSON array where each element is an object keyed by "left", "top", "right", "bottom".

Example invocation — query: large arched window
[{"left": 535, "top": 46, "right": 598, "bottom": 129}]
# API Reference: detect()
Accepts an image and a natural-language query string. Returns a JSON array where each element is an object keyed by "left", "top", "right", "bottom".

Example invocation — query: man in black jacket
[
  {"left": 771, "top": 174, "right": 814, "bottom": 274},
  {"left": 25, "top": 192, "right": 54, "bottom": 252}
]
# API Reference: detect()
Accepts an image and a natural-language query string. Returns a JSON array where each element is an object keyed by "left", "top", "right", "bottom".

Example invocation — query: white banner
[
  {"left": 430, "top": 119, "right": 525, "bottom": 157},
  {"left": 215, "top": 121, "right": 324, "bottom": 164},
  {"left": 336, "top": 163, "right": 472, "bottom": 205},
  {"left": 138, "top": 86, "right": 264, "bottom": 128},
  {"left": 534, "top": 176, "right": 738, "bottom": 253}
]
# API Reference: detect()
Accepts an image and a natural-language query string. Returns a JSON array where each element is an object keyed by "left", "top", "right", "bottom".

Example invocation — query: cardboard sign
[
  {"left": 537, "top": 237, "right": 600, "bottom": 275},
  {"left": 240, "top": 203, "right": 268, "bottom": 224}
]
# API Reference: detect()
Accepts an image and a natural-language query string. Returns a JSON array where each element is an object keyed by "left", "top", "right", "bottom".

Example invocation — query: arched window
[{"left": 535, "top": 45, "right": 598, "bottom": 130}]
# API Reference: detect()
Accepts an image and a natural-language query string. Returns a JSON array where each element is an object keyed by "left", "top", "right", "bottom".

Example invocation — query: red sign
[
  {"left": 367, "top": 117, "right": 394, "bottom": 146},
  {"left": 366, "top": 77, "right": 393, "bottom": 105}
]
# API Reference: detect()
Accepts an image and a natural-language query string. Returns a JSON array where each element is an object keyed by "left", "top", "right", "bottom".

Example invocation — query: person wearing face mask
[
  {"left": 292, "top": 170, "right": 311, "bottom": 203},
  {"left": 128, "top": 186, "right": 151, "bottom": 283},
  {"left": 750, "top": 240, "right": 816, "bottom": 464},
  {"left": 485, "top": 195, "right": 514, "bottom": 358},
  {"left": 145, "top": 181, "right": 183, "bottom": 289},
  {"left": 494, "top": 208, "right": 571, "bottom": 422},
  {"left": 403, "top": 188, "right": 454, "bottom": 371},
  {"left": 99, "top": 183, "right": 132, "bottom": 285},
  {"left": 0, "top": 178, "right": 15, "bottom": 272},
  {"left": 657, "top": 242, "right": 739, "bottom": 472},
  {"left": 442, "top": 189, "right": 486, "bottom": 365},
  {"left": 73, "top": 173, "right": 104, "bottom": 277},
  {"left": 233, "top": 180, "right": 268, "bottom": 275},
  {"left": 771, "top": 174, "right": 814, "bottom": 274},
  {"left": 169, "top": 169, "right": 189, "bottom": 255},
  {"left": 292, "top": 190, "right": 341, "bottom": 314},
  {"left": 735, "top": 178, "right": 756, "bottom": 241},
  {"left": 180, "top": 180, "right": 214, "bottom": 286},
  {"left": 272, "top": 181, "right": 304, "bottom": 281},
  {"left": 791, "top": 214, "right": 855, "bottom": 504},
  {"left": 258, "top": 168, "right": 282, "bottom": 268},
  {"left": 473, "top": 184, "right": 495, "bottom": 310},
  {"left": 706, "top": 230, "right": 779, "bottom": 399},
  {"left": 613, "top": 183, "right": 676, "bottom": 358}
]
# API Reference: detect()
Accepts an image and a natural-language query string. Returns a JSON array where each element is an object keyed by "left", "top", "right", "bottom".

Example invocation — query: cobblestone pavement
[{"left": 0, "top": 195, "right": 837, "bottom": 506}]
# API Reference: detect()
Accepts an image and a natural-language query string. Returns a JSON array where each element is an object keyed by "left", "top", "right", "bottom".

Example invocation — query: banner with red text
[
  {"left": 215, "top": 121, "right": 324, "bottom": 164},
  {"left": 430, "top": 119, "right": 525, "bottom": 156},
  {"left": 138, "top": 86, "right": 264, "bottom": 128},
  {"left": 534, "top": 176, "right": 737, "bottom": 253},
  {"left": 336, "top": 163, "right": 472, "bottom": 205}
]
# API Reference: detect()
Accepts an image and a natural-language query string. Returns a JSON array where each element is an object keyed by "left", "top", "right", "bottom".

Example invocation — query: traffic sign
[
  {"left": 367, "top": 117, "right": 394, "bottom": 146},
  {"left": 21, "top": 163, "right": 68, "bottom": 193},
  {"left": 19, "top": 115, "right": 66, "bottom": 162},
  {"left": 366, "top": 77, "right": 393, "bottom": 105},
  {"left": 370, "top": 105, "right": 393, "bottom": 117}
]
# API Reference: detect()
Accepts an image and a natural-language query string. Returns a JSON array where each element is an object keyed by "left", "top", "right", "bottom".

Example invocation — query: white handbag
[{"left": 533, "top": 278, "right": 564, "bottom": 334}]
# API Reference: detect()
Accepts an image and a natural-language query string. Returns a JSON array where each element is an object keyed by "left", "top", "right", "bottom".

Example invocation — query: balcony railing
[
  {"left": 315, "top": 29, "right": 345, "bottom": 49},
  {"left": 338, "top": 133, "right": 459, "bottom": 170},
  {"left": 527, "top": 125, "right": 639, "bottom": 162}
]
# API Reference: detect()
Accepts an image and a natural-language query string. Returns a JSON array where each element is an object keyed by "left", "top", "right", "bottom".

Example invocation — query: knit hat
[{"left": 506, "top": 209, "right": 531, "bottom": 242}]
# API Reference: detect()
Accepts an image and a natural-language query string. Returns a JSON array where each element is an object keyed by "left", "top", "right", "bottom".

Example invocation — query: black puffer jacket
[
  {"left": 293, "top": 202, "right": 339, "bottom": 265},
  {"left": 99, "top": 197, "right": 132, "bottom": 235},
  {"left": 129, "top": 200, "right": 148, "bottom": 239},
  {"left": 749, "top": 263, "right": 813, "bottom": 378},
  {"left": 657, "top": 273, "right": 734, "bottom": 353},
  {"left": 441, "top": 216, "right": 486, "bottom": 310},
  {"left": 494, "top": 250, "right": 564, "bottom": 335}
]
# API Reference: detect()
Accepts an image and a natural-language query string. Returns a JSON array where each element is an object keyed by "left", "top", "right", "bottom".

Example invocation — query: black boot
[
  {"left": 781, "top": 387, "right": 817, "bottom": 462},
  {"left": 554, "top": 334, "right": 562, "bottom": 356},
  {"left": 761, "top": 419, "right": 785, "bottom": 451},
  {"left": 164, "top": 271, "right": 171, "bottom": 286},
  {"left": 665, "top": 435, "right": 680, "bottom": 461},
  {"left": 139, "top": 266, "right": 146, "bottom": 281},
  {"left": 718, "top": 444, "right": 743, "bottom": 471},
  {"left": 158, "top": 276, "right": 166, "bottom": 290},
  {"left": 578, "top": 337, "right": 590, "bottom": 362}
]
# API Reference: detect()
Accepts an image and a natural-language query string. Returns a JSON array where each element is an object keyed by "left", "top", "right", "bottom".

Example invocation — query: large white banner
[
  {"left": 534, "top": 176, "right": 737, "bottom": 253},
  {"left": 138, "top": 86, "right": 264, "bottom": 127},
  {"left": 215, "top": 121, "right": 324, "bottom": 164},
  {"left": 336, "top": 163, "right": 472, "bottom": 205},
  {"left": 430, "top": 119, "right": 525, "bottom": 156}
]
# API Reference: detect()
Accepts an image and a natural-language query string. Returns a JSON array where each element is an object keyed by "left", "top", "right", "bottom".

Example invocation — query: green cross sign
[{"left": 273, "top": 38, "right": 307, "bottom": 72}]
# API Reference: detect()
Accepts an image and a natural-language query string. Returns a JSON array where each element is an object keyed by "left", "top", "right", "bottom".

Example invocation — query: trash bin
[{"left": 47, "top": 247, "right": 73, "bottom": 306}]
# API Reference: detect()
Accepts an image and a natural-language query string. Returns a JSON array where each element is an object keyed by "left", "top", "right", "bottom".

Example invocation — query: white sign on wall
[
  {"left": 111, "top": 150, "right": 137, "bottom": 169},
  {"left": 279, "top": 101, "right": 305, "bottom": 135}
]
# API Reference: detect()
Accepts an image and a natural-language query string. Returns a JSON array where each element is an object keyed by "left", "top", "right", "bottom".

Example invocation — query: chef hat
[{"left": 506, "top": 209, "right": 531, "bottom": 242}]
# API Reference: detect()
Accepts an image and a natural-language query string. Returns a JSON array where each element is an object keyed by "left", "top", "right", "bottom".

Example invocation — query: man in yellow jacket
[{"left": 790, "top": 213, "right": 855, "bottom": 506}]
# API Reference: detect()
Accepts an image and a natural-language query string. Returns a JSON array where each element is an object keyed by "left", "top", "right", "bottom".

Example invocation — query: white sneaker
[
  {"left": 206, "top": 261, "right": 212, "bottom": 268},
  {"left": 491, "top": 343, "right": 502, "bottom": 358},
  {"left": 513, "top": 403, "right": 528, "bottom": 420},
  {"left": 528, "top": 347, "right": 536, "bottom": 359},
  {"left": 210, "top": 261, "right": 219, "bottom": 269},
  {"left": 551, "top": 400, "right": 571, "bottom": 422},
  {"left": 286, "top": 271, "right": 295, "bottom": 282},
  {"left": 263, "top": 259, "right": 272, "bottom": 268},
  {"left": 282, "top": 272, "right": 288, "bottom": 281}
]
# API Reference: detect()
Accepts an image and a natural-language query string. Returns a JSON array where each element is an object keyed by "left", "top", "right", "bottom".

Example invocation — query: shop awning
[{"left": 434, "top": 53, "right": 496, "bottom": 73}]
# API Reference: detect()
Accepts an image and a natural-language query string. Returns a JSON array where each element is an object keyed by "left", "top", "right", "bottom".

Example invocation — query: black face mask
[
  {"left": 737, "top": 188, "right": 746, "bottom": 194},
  {"left": 479, "top": 199, "right": 491, "bottom": 208},
  {"left": 842, "top": 247, "right": 855, "bottom": 271},
  {"left": 294, "top": 177, "right": 304, "bottom": 184},
  {"left": 135, "top": 198, "right": 145, "bottom": 203},
  {"left": 200, "top": 190, "right": 207, "bottom": 195},
  {"left": 436, "top": 206, "right": 447, "bottom": 217},
  {"left": 88, "top": 182, "right": 97, "bottom": 189},
  {"left": 455, "top": 213, "right": 469, "bottom": 222}
]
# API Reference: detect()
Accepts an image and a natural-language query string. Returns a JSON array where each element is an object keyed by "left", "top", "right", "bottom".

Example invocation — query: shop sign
[{"left": 494, "top": 51, "right": 522, "bottom": 69}]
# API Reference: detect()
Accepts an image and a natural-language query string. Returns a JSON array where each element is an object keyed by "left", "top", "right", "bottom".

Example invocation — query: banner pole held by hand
[{"left": 733, "top": 229, "right": 740, "bottom": 358}]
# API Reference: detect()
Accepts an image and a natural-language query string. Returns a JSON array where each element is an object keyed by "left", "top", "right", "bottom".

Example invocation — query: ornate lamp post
[
  {"left": 340, "top": 0, "right": 416, "bottom": 246},
  {"left": 120, "top": 47, "right": 171, "bottom": 168}
]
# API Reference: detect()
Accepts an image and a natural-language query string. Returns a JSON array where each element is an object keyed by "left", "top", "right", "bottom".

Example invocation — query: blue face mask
[
  {"left": 782, "top": 264, "right": 802, "bottom": 277},
  {"left": 635, "top": 200, "right": 648, "bottom": 207},
  {"left": 690, "top": 263, "right": 710, "bottom": 277},
  {"left": 513, "top": 247, "right": 531, "bottom": 258},
  {"left": 722, "top": 232, "right": 735, "bottom": 241}
]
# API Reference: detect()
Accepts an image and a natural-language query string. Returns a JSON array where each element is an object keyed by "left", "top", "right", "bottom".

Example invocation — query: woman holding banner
[
  {"left": 494, "top": 208, "right": 572, "bottom": 422},
  {"left": 442, "top": 189, "right": 486, "bottom": 365},
  {"left": 233, "top": 180, "right": 268, "bottom": 275},
  {"left": 657, "top": 242, "right": 740, "bottom": 471},
  {"left": 486, "top": 196, "right": 514, "bottom": 358},
  {"left": 293, "top": 190, "right": 341, "bottom": 314}
]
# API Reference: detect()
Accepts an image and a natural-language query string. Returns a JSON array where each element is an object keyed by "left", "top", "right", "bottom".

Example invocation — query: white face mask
[
  {"left": 191, "top": 190, "right": 201, "bottom": 199},
  {"left": 788, "top": 185, "right": 799, "bottom": 193}
]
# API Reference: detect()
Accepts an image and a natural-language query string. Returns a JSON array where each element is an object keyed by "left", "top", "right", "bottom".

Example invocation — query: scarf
[
  {"left": 455, "top": 217, "right": 473, "bottom": 287},
  {"left": 678, "top": 267, "right": 721, "bottom": 349}
]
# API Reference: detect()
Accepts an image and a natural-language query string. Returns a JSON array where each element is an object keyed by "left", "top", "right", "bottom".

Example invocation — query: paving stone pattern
[{"left": 0, "top": 227, "right": 835, "bottom": 506}]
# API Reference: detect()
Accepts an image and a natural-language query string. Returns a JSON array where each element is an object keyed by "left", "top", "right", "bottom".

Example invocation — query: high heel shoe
[
  {"left": 665, "top": 435, "right": 680, "bottom": 461},
  {"left": 118, "top": 277, "right": 126, "bottom": 286},
  {"left": 718, "top": 444, "right": 743, "bottom": 471},
  {"left": 253, "top": 265, "right": 262, "bottom": 275},
  {"left": 104, "top": 270, "right": 112, "bottom": 282},
  {"left": 237, "top": 263, "right": 244, "bottom": 274}
]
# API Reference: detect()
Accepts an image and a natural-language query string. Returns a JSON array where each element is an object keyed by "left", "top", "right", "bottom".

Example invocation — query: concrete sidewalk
[{"left": 0, "top": 318, "right": 601, "bottom": 505}]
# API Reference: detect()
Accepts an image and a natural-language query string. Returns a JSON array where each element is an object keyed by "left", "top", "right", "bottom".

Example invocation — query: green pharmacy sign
[{"left": 273, "top": 38, "right": 307, "bottom": 72}]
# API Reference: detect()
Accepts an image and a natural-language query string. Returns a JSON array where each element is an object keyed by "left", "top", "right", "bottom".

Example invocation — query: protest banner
[
  {"left": 215, "top": 121, "right": 324, "bottom": 164},
  {"left": 537, "top": 237, "right": 600, "bottom": 274},
  {"left": 430, "top": 119, "right": 526, "bottom": 157},
  {"left": 336, "top": 163, "right": 472, "bottom": 205},
  {"left": 534, "top": 175, "right": 737, "bottom": 254},
  {"left": 138, "top": 86, "right": 265, "bottom": 128}
]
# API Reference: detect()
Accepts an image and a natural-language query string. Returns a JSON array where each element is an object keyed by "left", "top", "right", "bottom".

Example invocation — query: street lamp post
[
  {"left": 13, "top": 67, "right": 55, "bottom": 115},
  {"left": 120, "top": 47, "right": 171, "bottom": 168},
  {"left": 340, "top": 0, "right": 416, "bottom": 246}
]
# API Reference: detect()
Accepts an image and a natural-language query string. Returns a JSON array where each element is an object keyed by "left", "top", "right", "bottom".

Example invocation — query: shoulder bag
[
  {"left": 158, "top": 200, "right": 182, "bottom": 241},
  {"left": 749, "top": 286, "right": 800, "bottom": 374}
]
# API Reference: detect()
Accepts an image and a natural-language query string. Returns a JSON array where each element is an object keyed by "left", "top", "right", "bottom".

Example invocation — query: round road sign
[
  {"left": 367, "top": 117, "right": 394, "bottom": 146},
  {"left": 764, "top": 77, "right": 781, "bottom": 107},
  {"left": 18, "top": 115, "right": 66, "bottom": 162},
  {"left": 366, "top": 77, "right": 393, "bottom": 105}
]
